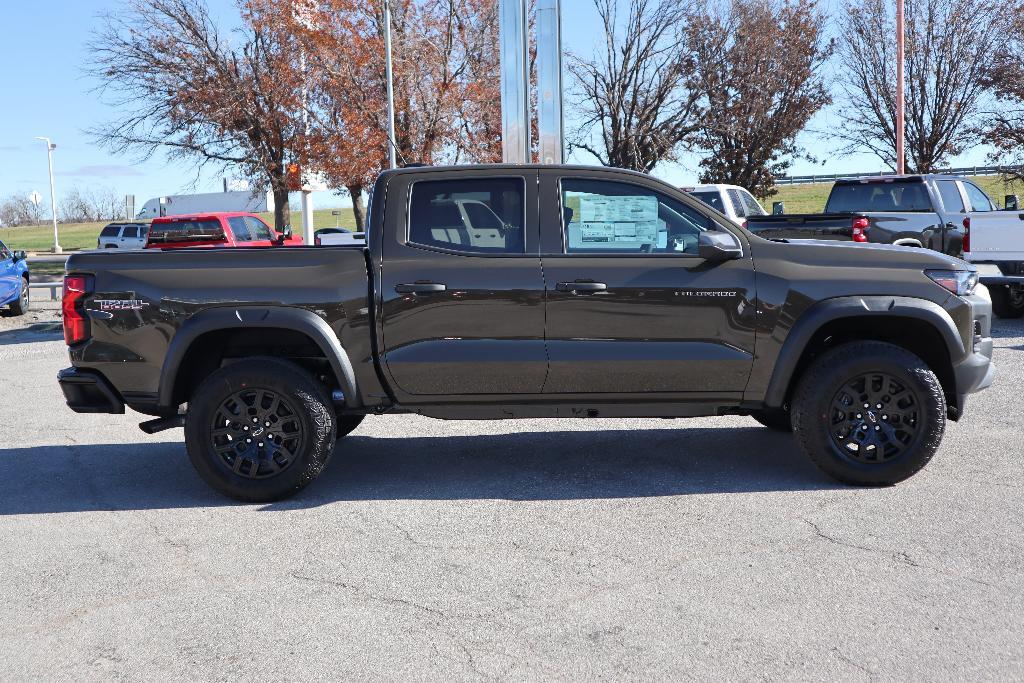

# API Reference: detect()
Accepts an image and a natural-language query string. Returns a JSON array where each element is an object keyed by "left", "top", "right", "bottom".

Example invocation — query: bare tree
[
  {"left": 0, "top": 193, "right": 45, "bottom": 227},
  {"left": 568, "top": 0, "right": 701, "bottom": 172},
  {"left": 834, "top": 0, "right": 1011, "bottom": 172},
  {"left": 88, "top": 0, "right": 305, "bottom": 229},
  {"left": 686, "top": 0, "right": 831, "bottom": 197},
  {"left": 980, "top": 30, "right": 1024, "bottom": 181}
]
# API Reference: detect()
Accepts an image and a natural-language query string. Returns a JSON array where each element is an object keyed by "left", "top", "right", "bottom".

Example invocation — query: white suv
[
  {"left": 96, "top": 222, "right": 149, "bottom": 249},
  {"left": 682, "top": 184, "right": 767, "bottom": 226}
]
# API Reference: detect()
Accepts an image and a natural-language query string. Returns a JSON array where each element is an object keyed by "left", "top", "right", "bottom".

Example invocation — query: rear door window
[
  {"left": 227, "top": 217, "right": 251, "bottom": 241},
  {"left": 963, "top": 183, "right": 994, "bottom": 212},
  {"left": 408, "top": 178, "right": 525, "bottom": 254},
  {"left": 122, "top": 226, "right": 140, "bottom": 238},
  {"left": 689, "top": 191, "right": 725, "bottom": 213},
  {"left": 936, "top": 181, "right": 965, "bottom": 213}
]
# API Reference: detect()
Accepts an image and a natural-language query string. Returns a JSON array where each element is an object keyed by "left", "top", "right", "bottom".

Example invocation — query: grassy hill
[{"left": 0, "top": 208, "right": 358, "bottom": 253}]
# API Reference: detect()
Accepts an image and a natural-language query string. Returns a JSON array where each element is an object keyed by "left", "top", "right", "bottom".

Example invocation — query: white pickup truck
[{"left": 964, "top": 195, "right": 1024, "bottom": 318}]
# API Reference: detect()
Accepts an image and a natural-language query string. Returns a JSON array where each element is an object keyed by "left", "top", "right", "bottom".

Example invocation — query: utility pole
[
  {"left": 499, "top": 0, "right": 530, "bottom": 164},
  {"left": 34, "top": 137, "right": 61, "bottom": 254},
  {"left": 384, "top": 0, "right": 398, "bottom": 169},
  {"left": 536, "top": 0, "right": 564, "bottom": 165},
  {"left": 895, "top": 0, "right": 905, "bottom": 174}
]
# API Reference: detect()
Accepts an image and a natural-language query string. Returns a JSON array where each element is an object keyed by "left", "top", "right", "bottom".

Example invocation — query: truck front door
[
  {"left": 538, "top": 171, "right": 757, "bottom": 396},
  {"left": 378, "top": 170, "right": 547, "bottom": 398}
]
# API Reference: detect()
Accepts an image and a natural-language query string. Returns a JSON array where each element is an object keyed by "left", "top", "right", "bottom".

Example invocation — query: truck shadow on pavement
[{"left": 0, "top": 426, "right": 840, "bottom": 515}]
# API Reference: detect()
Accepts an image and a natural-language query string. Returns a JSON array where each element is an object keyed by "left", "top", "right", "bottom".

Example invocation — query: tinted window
[
  {"left": 561, "top": 179, "right": 713, "bottom": 255},
  {"left": 408, "top": 178, "right": 525, "bottom": 254},
  {"left": 826, "top": 181, "right": 934, "bottom": 213},
  {"left": 963, "top": 183, "right": 993, "bottom": 212},
  {"left": 245, "top": 216, "right": 273, "bottom": 240},
  {"left": 148, "top": 220, "right": 225, "bottom": 243},
  {"left": 227, "top": 217, "right": 251, "bottom": 241},
  {"left": 100, "top": 224, "right": 121, "bottom": 237},
  {"left": 740, "top": 190, "right": 766, "bottom": 216},
  {"left": 122, "top": 226, "right": 140, "bottom": 238},
  {"left": 690, "top": 191, "right": 724, "bottom": 212},
  {"left": 0, "top": 240, "right": 9, "bottom": 259},
  {"left": 727, "top": 189, "right": 746, "bottom": 217},
  {"left": 936, "top": 181, "right": 965, "bottom": 213}
]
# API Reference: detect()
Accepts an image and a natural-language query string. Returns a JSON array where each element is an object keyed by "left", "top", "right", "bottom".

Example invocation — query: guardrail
[
  {"left": 29, "top": 282, "right": 61, "bottom": 301},
  {"left": 774, "top": 165, "right": 1024, "bottom": 185}
]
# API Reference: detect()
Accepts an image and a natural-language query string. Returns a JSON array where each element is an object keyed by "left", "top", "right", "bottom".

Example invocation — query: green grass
[
  {"left": 0, "top": 207, "right": 358, "bottom": 253},
  {"left": 762, "top": 175, "right": 1024, "bottom": 214}
]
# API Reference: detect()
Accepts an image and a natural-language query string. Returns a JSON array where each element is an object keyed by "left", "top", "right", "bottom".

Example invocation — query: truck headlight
[{"left": 925, "top": 269, "right": 979, "bottom": 296}]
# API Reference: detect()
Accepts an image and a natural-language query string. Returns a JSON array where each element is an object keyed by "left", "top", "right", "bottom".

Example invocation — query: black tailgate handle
[
  {"left": 556, "top": 281, "right": 607, "bottom": 294},
  {"left": 395, "top": 282, "right": 447, "bottom": 294}
]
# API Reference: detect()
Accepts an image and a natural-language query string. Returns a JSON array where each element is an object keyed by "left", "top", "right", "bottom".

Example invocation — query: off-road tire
[
  {"left": 336, "top": 414, "right": 365, "bottom": 440},
  {"left": 791, "top": 341, "right": 945, "bottom": 486},
  {"left": 990, "top": 284, "right": 1024, "bottom": 319},
  {"left": 185, "top": 357, "right": 336, "bottom": 502},
  {"left": 749, "top": 409, "right": 793, "bottom": 432},
  {"left": 9, "top": 276, "right": 28, "bottom": 316}
]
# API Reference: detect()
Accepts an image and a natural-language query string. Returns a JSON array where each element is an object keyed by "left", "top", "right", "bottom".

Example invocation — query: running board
[{"left": 139, "top": 415, "right": 186, "bottom": 434}]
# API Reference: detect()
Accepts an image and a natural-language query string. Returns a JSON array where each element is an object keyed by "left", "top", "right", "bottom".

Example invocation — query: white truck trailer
[{"left": 135, "top": 190, "right": 274, "bottom": 220}]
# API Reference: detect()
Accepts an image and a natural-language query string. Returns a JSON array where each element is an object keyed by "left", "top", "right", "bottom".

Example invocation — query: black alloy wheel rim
[
  {"left": 210, "top": 388, "right": 305, "bottom": 479},
  {"left": 828, "top": 372, "right": 921, "bottom": 463},
  {"left": 20, "top": 280, "right": 28, "bottom": 307},
  {"left": 1010, "top": 287, "right": 1024, "bottom": 308}
]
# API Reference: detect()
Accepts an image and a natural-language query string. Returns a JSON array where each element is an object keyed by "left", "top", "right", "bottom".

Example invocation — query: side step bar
[{"left": 139, "top": 414, "right": 186, "bottom": 434}]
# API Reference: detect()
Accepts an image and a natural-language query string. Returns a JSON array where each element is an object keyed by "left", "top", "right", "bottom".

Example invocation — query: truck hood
[{"left": 769, "top": 238, "right": 971, "bottom": 271}]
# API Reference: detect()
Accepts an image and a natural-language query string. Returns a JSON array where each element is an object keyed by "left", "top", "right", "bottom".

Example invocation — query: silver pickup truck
[{"left": 963, "top": 201, "right": 1024, "bottom": 318}]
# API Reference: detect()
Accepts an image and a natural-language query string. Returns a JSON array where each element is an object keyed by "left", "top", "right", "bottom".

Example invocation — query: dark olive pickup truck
[{"left": 58, "top": 165, "right": 995, "bottom": 501}]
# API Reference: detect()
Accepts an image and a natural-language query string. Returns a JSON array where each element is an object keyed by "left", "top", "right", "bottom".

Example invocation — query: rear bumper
[{"left": 58, "top": 367, "right": 125, "bottom": 414}]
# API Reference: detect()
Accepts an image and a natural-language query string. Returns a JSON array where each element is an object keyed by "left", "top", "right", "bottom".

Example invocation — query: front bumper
[
  {"left": 58, "top": 367, "right": 125, "bottom": 414},
  {"left": 948, "top": 291, "right": 995, "bottom": 418}
]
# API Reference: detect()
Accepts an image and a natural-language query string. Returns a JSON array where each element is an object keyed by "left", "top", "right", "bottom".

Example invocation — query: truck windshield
[
  {"left": 826, "top": 181, "right": 934, "bottom": 213},
  {"left": 147, "top": 220, "right": 225, "bottom": 243}
]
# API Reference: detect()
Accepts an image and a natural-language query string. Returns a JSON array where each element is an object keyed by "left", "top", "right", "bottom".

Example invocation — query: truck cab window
[
  {"left": 963, "top": 183, "right": 993, "bottom": 212},
  {"left": 244, "top": 216, "right": 274, "bottom": 240},
  {"left": 936, "top": 181, "right": 965, "bottom": 213},
  {"left": 561, "top": 179, "right": 712, "bottom": 255},
  {"left": 228, "top": 217, "right": 251, "bottom": 241},
  {"left": 408, "top": 178, "right": 525, "bottom": 254}
]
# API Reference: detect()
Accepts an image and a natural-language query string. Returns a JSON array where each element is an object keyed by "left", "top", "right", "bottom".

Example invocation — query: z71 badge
[{"left": 94, "top": 299, "right": 150, "bottom": 311}]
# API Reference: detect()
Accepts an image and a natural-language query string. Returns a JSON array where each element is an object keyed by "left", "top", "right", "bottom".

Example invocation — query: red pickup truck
[{"left": 145, "top": 212, "right": 302, "bottom": 249}]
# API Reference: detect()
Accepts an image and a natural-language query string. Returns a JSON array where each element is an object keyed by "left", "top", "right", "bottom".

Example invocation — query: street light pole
[
  {"left": 383, "top": 0, "right": 398, "bottom": 169},
  {"left": 35, "top": 136, "right": 61, "bottom": 254},
  {"left": 895, "top": 0, "right": 905, "bottom": 175}
]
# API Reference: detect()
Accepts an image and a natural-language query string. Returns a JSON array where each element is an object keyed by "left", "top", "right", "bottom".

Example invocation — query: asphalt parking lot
[{"left": 1, "top": 310, "right": 1022, "bottom": 679}]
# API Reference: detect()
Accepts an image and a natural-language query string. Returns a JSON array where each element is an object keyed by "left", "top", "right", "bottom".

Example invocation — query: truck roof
[
  {"left": 834, "top": 174, "right": 967, "bottom": 185},
  {"left": 379, "top": 163, "right": 654, "bottom": 179},
  {"left": 151, "top": 211, "right": 261, "bottom": 224}
]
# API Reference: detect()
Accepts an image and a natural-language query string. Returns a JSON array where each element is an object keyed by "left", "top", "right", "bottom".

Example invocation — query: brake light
[
  {"left": 62, "top": 275, "right": 93, "bottom": 345},
  {"left": 315, "top": 235, "right": 321, "bottom": 246},
  {"left": 962, "top": 216, "right": 970, "bottom": 253},
  {"left": 851, "top": 216, "right": 869, "bottom": 242}
]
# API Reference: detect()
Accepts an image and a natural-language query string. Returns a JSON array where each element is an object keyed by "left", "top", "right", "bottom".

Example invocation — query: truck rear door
[
  {"left": 537, "top": 169, "right": 757, "bottom": 395},
  {"left": 377, "top": 169, "right": 547, "bottom": 398},
  {"left": 961, "top": 180, "right": 1024, "bottom": 261}
]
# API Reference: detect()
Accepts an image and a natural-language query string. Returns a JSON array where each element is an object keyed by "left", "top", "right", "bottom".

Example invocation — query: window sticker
[{"left": 576, "top": 195, "right": 659, "bottom": 245}]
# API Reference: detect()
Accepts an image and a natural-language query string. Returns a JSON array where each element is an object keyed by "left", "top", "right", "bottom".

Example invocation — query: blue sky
[{"left": 0, "top": 0, "right": 993, "bottom": 213}]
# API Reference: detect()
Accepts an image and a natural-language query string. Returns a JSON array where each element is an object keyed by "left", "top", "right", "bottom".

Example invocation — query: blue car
[{"left": 0, "top": 239, "right": 29, "bottom": 316}]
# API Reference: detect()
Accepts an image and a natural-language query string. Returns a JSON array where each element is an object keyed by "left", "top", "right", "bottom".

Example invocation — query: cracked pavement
[{"left": 1, "top": 318, "right": 1022, "bottom": 679}]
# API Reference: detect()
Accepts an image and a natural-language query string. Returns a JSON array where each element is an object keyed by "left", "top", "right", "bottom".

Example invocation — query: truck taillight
[
  {"left": 851, "top": 216, "right": 869, "bottom": 243},
  {"left": 62, "top": 275, "right": 93, "bottom": 346},
  {"left": 962, "top": 216, "right": 971, "bottom": 253}
]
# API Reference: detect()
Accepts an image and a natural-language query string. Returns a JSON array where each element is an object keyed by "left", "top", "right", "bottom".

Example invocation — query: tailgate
[
  {"left": 746, "top": 213, "right": 855, "bottom": 240},
  {"left": 966, "top": 212, "right": 1024, "bottom": 261}
]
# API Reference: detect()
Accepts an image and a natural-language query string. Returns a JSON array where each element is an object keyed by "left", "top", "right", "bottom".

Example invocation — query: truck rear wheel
[
  {"left": 184, "top": 357, "right": 336, "bottom": 502},
  {"left": 990, "top": 284, "right": 1024, "bottom": 319},
  {"left": 791, "top": 341, "right": 945, "bottom": 486}
]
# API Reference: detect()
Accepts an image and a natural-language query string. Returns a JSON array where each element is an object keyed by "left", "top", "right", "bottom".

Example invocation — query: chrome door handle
[
  {"left": 556, "top": 281, "right": 607, "bottom": 294},
  {"left": 395, "top": 282, "right": 447, "bottom": 294}
]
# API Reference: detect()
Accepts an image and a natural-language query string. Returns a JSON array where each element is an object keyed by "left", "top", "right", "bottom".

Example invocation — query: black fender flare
[
  {"left": 157, "top": 306, "right": 361, "bottom": 409},
  {"left": 763, "top": 295, "right": 965, "bottom": 408}
]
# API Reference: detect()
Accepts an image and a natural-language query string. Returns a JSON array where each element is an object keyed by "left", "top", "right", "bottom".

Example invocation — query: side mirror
[
  {"left": 13, "top": 250, "right": 26, "bottom": 262},
  {"left": 1004, "top": 194, "right": 1018, "bottom": 211},
  {"left": 280, "top": 224, "right": 293, "bottom": 239},
  {"left": 772, "top": 201, "right": 785, "bottom": 215},
  {"left": 698, "top": 231, "right": 743, "bottom": 261}
]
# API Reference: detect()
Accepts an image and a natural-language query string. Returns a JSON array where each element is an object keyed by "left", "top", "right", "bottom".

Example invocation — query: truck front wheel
[
  {"left": 791, "top": 341, "right": 945, "bottom": 486},
  {"left": 184, "top": 357, "right": 336, "bottom": 502},
  {"left": 990, "top": 284, "right": 1024, "bottom": 319}
]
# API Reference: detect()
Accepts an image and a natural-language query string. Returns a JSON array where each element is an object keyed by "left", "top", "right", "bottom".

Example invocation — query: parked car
[
  {"left": 314, "top": 228, "right": 367, "bottom": 246},
  {"left": 97, "top": 222, "right": 150, "bottom": 249},
  {"left": 962, "top": 202, "right": 1024, "bottom": 318},
  {"left": 58, "top": 164, "right": 993, "bottom": 502},
  {"left": 743, "top": 174, "right": 995, "bottom": 256},
  {"left": 145, "top": 212, "right": 302, "bottom": 249},
  {"left": 0, "top": 240, "right": 29, "bottom": 315},
  {"left": 682, "top": 184, "right": 767, "bottom": 226}
]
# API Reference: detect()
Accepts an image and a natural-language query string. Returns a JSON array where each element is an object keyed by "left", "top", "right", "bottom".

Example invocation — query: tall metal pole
[
  {"left": 499, "top": 0, "right": 530, "bottom": 164},
  {"left": 35, "top": 137, "right": 61, "bottom": 254},
  {"left": 384, "top": 0, "right": 398, "bottom": 169},
  {"left": 536, "top": 0, "right": 564, "bottom": 165},
  {"left": 895, "top": 0, "right": 905, "bottom": 174}
]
